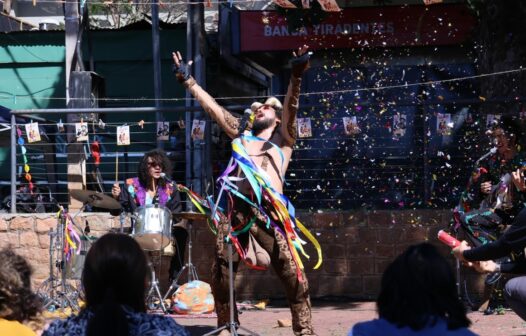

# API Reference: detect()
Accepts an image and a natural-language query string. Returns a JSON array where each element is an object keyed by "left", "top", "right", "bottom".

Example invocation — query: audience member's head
[
  {"left": 377, "top": 243, "right": 471, "bottom": 331},
  {"left": 0, "top": 249, "right": 42, "bottom": 331},
  {"left": 82, "top": 233, "right": 149, "bottom": 336}
]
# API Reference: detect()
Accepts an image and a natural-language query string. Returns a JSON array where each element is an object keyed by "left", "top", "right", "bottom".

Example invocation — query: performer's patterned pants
[{"left": 211, "top": 202, "right": 315, "bottom": 335}]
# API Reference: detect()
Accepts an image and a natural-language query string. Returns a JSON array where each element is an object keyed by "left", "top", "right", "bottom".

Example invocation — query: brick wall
[{"left": 0, "top": 210, "right": 486, "bottom": 301}]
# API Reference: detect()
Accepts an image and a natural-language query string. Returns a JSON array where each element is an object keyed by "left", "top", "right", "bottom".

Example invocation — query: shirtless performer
[{"left": 172, "top": 46, "right": 319, "bottom": 335}]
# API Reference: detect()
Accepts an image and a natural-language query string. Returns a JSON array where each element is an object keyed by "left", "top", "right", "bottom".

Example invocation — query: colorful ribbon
[
  {"left": 217, "top": 132, "right": 322, "bottom": 281},
  {"left": 16, "top": 127, "right": 33, "bottom": 193},
  {"left": 57, "top": 209, "right": 82, "bottom": 261}
]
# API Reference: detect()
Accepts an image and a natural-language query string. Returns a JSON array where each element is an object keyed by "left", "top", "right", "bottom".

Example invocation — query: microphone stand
[{"left": 204, "top": 157, "right": 260, "bottom": 336}]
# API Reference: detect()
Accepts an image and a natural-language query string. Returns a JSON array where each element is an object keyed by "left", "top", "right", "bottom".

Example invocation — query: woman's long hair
[
  {"left": 377, "top": 243, "right": 471, "bottom": 331},
  {"left": 0, "top": 249, "right": 43, "bottom": 330},
  {"left": 82, "top": 233, "right": 149, "bottom": 336},
  {"left": 137, "top": 149, "right": 172, "bottom": 189}
]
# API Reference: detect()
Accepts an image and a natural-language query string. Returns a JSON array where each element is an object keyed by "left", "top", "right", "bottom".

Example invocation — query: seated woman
[
  {"left": 43, "top": 233, "right": 189, "bottom": 336},
  {"left": 348, "top": 243, "right": 477, "bottom": 336},
  {"left": 0, "top": 249, "right": 43, "bottom": 336}
]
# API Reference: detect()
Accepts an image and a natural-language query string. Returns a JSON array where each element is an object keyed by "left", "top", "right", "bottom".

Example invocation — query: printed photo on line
[
  {"left": 75, "top": 122, "right": 88, "bottom": 142},
  {"left": 117, "top": 125, "right": 130, "bottom": 146},
  {"left": 297, "top": 118, "right": 313, "bottom": 138}
]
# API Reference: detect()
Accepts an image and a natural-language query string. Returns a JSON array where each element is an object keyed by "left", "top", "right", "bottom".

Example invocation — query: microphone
[
  {"left": 475, "top": 147, "right": 497, "bottom": 165},
  {"left": 238, "top": 109, "right": 253, "bottom": 134},
  {"left": 159, "top": 172, "right": 174, "bottom": 185}
]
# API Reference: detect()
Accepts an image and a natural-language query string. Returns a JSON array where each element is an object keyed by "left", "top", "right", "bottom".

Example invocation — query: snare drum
[
  {"left": 66, "top": 235, "right": 97, "bottom": 279},
  {"left": 133, "top": 205, "right": 172, "bottom": 250}
]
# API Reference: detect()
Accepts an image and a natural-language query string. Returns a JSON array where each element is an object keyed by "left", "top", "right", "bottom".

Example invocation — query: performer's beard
[{"left": 252, "top": 118, "right": 275, "bottom": 135}]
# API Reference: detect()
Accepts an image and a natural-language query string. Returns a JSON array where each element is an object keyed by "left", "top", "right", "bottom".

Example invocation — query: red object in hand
[
  {"left": 437, "top": 230, "right": 461, "bottom": 248},
  {"left": 91, "top": 140, "right": 101, "bottom": 165}
]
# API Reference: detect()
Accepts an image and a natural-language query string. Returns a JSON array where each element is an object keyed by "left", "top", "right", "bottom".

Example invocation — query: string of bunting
[{"left": 16, "top": 127, "right": 34, "bottom": 193}]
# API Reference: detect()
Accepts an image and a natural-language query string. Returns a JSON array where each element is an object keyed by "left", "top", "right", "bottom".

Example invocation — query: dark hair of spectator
[
  {"left": 82, "top": 233, "right": 149, "bottom": 336},
  {"left": 377, "top": 243, "right": 471, "bottom": 331},
  {"left": 0, "top": 249, "right": 42, "bottom": 326},
  {"left": 137, "top": 149, "right": 172, "bottom": 189}
]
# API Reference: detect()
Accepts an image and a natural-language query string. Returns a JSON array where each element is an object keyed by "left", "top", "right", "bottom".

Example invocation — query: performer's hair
[
  {"left": 138, "top": 149, "right": 172, "bottom": 188},
  {"left": 251, "top": 97, "right": 283, "bottom": 120},
  {"left": 377, "top": 243, "right": 471, "bottom": 331},
  {"left": 492, "top": 114, "right": 524, "bottom": 148},
  {"left": 0, "top": 249, "right": 43, "bottom": 330},
  {"left": 83, "top": 233, "right": 149, "bottom": 336}
]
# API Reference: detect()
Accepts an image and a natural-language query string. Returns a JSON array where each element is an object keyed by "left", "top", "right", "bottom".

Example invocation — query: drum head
[{"left": 133, "top": 205, "right": 172, "bottom": 250}]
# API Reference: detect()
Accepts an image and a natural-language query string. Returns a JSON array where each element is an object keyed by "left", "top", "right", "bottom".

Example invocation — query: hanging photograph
[
  {"left": 191, "top": 119, "right": 205, "bottom": 141},
  {"left": 25, "top": 122, "right": 41, "bottom": 143},
  {"left": 117, "top": 125, "right": 130, "bottom": 146},
  {"left": 297, "top": 118, "right": 313, "bottom": 138},
  {"left": 75, "top": 122, "right": 88, "bottom": 142},
  {"left": 486, "top": 114, "right": 501, "bottom": 128},
  {"left": 57, "top": 119, "right": 65, "bottom": 133},
  {"left": 392, "top": 114, "right": 407, "bottom": 139},
  {"left": 436, "top": 113, "right": 452, "bottom": 136},
  {"left": 343, "top": 116, "right": 361, "bottom": 136},
  {"left": 157, "top": 121, "right": 170, "bottom": 141}
]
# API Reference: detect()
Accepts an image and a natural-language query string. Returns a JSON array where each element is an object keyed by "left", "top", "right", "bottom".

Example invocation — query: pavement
[{"left": 173, "top": 300, "right": 526, "bottom": 336}]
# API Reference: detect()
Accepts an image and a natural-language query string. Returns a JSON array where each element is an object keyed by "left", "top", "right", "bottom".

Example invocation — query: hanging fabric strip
[{"left": 218, "top": 133, "right": 322, "bottom": 281}]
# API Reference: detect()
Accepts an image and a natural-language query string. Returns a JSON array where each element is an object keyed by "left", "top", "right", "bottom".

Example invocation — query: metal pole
[
  {"left": 151, "top": 0, "right": 163, "bottom": 149},
  {"left": 10, "top": 114, "right": 16, "bottom": 214}
]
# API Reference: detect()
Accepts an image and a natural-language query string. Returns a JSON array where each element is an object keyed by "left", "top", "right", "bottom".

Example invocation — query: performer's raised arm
[
  {"left": 172, "top": 51, "right": 240, "bottom": 139},
  {"left": 281, "top": 45, "right": 310, "bottom": 146}
]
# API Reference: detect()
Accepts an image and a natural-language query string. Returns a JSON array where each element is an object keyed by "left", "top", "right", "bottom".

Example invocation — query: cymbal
[
  {"left": 176, "top": 211, "right": 208, "bottom": 220},
  {"left": 70, "top": 190, "right": 121, "bottom": 210}
]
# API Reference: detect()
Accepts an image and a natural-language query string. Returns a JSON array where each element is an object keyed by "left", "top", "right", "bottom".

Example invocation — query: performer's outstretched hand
[
  {"left": 291, "top": 45, "right": 310, "bottom": 77},
  {"left": 172, "top": 51, "right": 193, "bottom": 83}
]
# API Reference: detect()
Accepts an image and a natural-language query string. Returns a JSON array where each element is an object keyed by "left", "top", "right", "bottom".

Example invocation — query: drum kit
[{"left": 37, "top": 189, "right": 207, "bottom": 315}]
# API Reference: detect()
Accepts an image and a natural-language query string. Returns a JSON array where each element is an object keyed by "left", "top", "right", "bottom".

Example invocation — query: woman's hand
[
  {"left": 472, "top": 260, "right": 499, "bottom": 273},
  {"left": 452, "top": 240, "right": 471, "bottom": 263},
  {"left": 111, "top": 183, "right": 121, "bottom": 199},
  {"left": 512, "top": 168, "right": 526, "bottom": 192}
]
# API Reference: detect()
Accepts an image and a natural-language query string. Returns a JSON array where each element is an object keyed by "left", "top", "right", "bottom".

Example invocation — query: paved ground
[{"left": 173, "top": 300, "right": 526, "bottom": 336}]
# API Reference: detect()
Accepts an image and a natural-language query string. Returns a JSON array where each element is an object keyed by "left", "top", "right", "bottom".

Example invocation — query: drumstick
[{"left": 115, "top": 152, "right": 119, "bottom": 184}]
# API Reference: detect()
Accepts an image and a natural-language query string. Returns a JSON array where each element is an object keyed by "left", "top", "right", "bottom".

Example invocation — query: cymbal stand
[
  {"left": 37, "top": 210, "right": 80, "bottom": 312},
  {"left": 204, "top": 163, "right": 260, "bottom": 336},
  {"left": 163, "top": 219, "right": 198, "bottom": 301},
  {"left": 37, "top": 227, "right": 60, "bottom": 309}
]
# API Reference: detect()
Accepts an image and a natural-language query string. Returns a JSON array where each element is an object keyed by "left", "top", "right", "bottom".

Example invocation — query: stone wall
[{"left": 0, "top": 210, "right": 486, "bottom": 301}]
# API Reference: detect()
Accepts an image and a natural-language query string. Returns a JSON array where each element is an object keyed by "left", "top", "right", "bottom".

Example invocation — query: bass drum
[{"left": 132, "top": 205, "right": 172, "bottom": 250}]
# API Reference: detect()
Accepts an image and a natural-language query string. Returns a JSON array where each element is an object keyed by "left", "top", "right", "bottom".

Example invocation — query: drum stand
[
  {"left": 37, "top": 211, "right": 80, "bottom": 313},
  {"left": 146, "top": 259, "right": 167, "bottom": 313},
  {"left": 163, "top": 220, "right": 198, "bottom": 301}
]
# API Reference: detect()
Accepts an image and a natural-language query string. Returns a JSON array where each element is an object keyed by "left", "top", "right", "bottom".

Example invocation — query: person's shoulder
[
  {"left": 446, "top": 327, "right": 478, "bottom": 336},
  {"left": 42, "top": 313, "right": 88, "bottom": 336},
  {"left": 0, "top": 319, "right": 36, "bottom": 336},
  {"left": 349, "top": 318, "right": 387, "bottom": 335},
  {"left": 133, "top": 312, "right": 189, "bottom": 335}
]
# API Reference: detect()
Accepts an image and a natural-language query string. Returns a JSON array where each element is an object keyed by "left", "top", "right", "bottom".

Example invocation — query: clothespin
[{"left": 138, "top": 120, "right": 145, "bottom": 129}]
